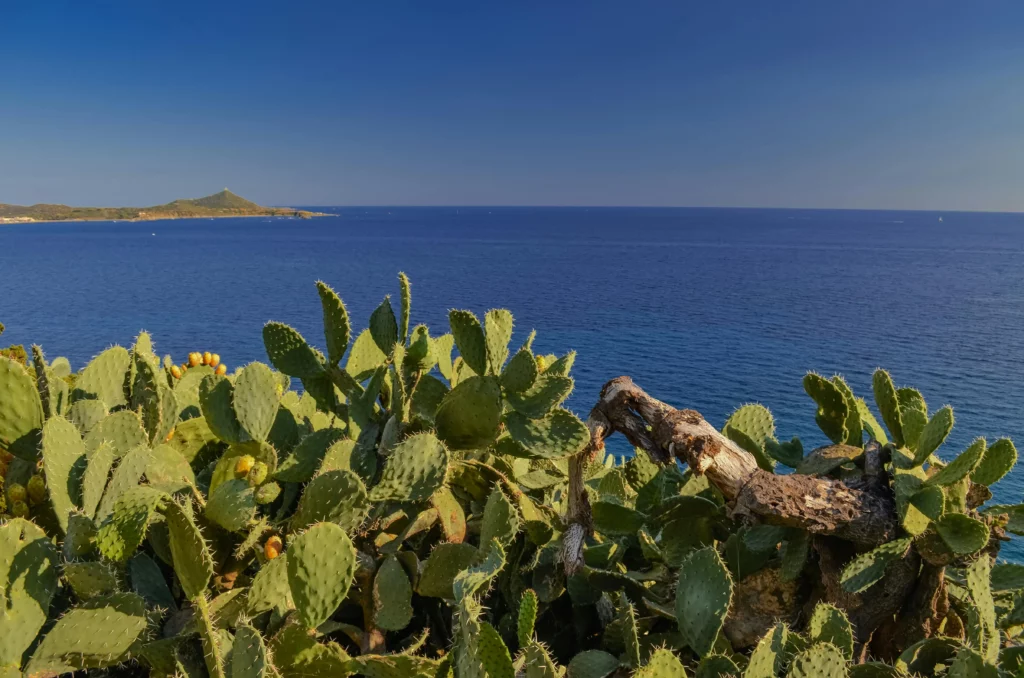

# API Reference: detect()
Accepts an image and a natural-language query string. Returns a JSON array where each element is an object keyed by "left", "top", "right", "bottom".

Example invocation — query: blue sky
[{"left": 2, "top": 1, "right": 1023, "bottom": 209}]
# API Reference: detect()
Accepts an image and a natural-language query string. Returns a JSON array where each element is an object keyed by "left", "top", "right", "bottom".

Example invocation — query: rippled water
[{"left": 3, "top": 207, "right": 1023, "bottom": 557}]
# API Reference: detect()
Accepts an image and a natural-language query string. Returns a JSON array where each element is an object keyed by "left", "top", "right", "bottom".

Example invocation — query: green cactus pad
[
  {"left": 966, "top": 555, "right": 999, "bottom": 664},
  {"left": 592, "top": 501, "right": 645, "bottom": 536},
  {"left": 41, "top": 415, "right": 87, "bottom": 533},
  {"left": 145, "top": 443, "right": 196, "bottom": 494},
  {"left": 675, "top": 546, "right": 732, "bottom": 657},
  {"left": 789, "top": 643, "right": 848, "bottom": 678},
  {"left": 972, "top": 438, "right": 1017, "bottom": 486},
  {"left": 288, "top": 522, "right": 358, "bottom": 629},
  {"left": 910, "top": 406, "right": 954, "bottom": 466},
  {"left": 632, "top": 648, "right": 686, "bottom": 678},
  {"left": 504, "top": 408, "right": 590, "bottom": 460},
  {"left": 234, "top": 362, "right": 282, "bottom": 442},
  {"left": 855, "top": 399, "right": 888, "bottom": 444},
  {"left": 247, "top": 554, "right": 294, "bottom": 615},
  {"left": 85, "top": 409, "right": 148, "bottom": 457},
  {"left": 25, "top": 593, "right": 148, "bottom": 675},
  {"left": 935, "top": 513, "right": 989, "bottom": 555},
  {"left": 275, "top": 426, "right": 346, "bottom": 483},
  {"left": 0, "top": 519, "right": 59, "bottom": 668},
  {"left": 830, "top": 376, "right": 863, "bottom": 445},
  {"left": 199, "top": 373, "right": 245, "bottom": 444},
  {"left": 97, "top": 485, "right": 168, "bottom": 562},
  {"left": 268, "top": 623, "right": 350, "bottom": 676},
  {"left": 808, "top": 603, "right": 854, "bottom": 659},
  {"left": 501, "top": 348, "right": 538, "bottom": 394},
  {"left": 435, "top": 375, "right": 503, "bottom": 450},
  {"left": 206, "top": 478, "right": 257, "bottom": 532},
  {"left": 803, "top": 373, "right": 849, "bottom": 444},
  {"left": 369, "top": 296, "right": 399, "bottom": 355},
  {"left": 0, "top": 355, "right": 44, "bottom": 461},
  {"left": 229, "top": 623, "right": 268, "bottom": 678},
  {"left": 766, "top": 436, "right": 804, "bottom": 468},
  {"left": 926, "top": 438, "right": 985, "bottom": 487},
  {"left": 454, "top": 539, "right": 506, "bottom": 601},
  {"left": 517, "top": 589, "right": 539, "bottom": 648},
  {"left": 480, "top": 486, "right": 521, "bottom": 547},
  {"left": 164, "top": 500, "right": 214, "bottom": 599},
  {"left": 872, "top": 369, "right": 904, "bottom": 447},
  {"left": 172, "top": 364, "right": 214, "bottom": 415},
  {"left": 128, "top": 552, "right": 176, "bottom": 612},
  {"left": 524, "top": 643, "right": 561, "bottom": 678},
  {"left": 263, "top": 322, "right": 325, "bottom": 380},
  {"left": 418, "top": 543, "right": 479, "bottom": 599},
  {"left": 68, "top": 398, "right": 108, "bottom": 436},
  {"left": 617, "top": 601, "right": 641, "bottom": 668},
  {"left": 483, "top": 309, "right": 514, "bottom": 374},
  {"left": 346, "top": 328, "right": 387, "bottom": 380},
  {"left": 475, "top": 621, "right": 514, "bottom": 678},
  {"left": 449, "top": 309, "right": 488, "bottom": 376},
  {"left": 373, "top": 556, "right": 414, "bottom": 631},
  {"left": 724, "top": 403, "right": 775, "bottom": 449},
  {"left": 840, "top": 537, "right": 912, "bottom": 593},
  {"left": 946, "top": 648, "right": 998, "bottom": 678},
  {"left": 63, "top": 512, "right": 98, "bottom": 559},
  {"left": 506, "top": 374, "right": 574, "bottom": 419},
  {"left": 63, "top": 561, "right": 119, "bottom": 600},
  {"left": 317, "top": 281, "right": 351, "bottom": 365},
  {"left": 129, "top": 353, "right": 167, "bottom": 444},
  {"left": 566, "top": 650, "right": 619, "bottom": 678},
  {"left": 405, "top": 325, "right": 436, "bottom": 373},
  {"left": 75, "top": 345, "right": 130, "bottom": 409},
  {"left": 369, "top": 431, "right": 449, "bottom": 502},
  {"left": 290, "top": 469, "right": 368, "bottom": 532},
  {"left": 744, "top": 622, "right": 788, "bottom": 678}
]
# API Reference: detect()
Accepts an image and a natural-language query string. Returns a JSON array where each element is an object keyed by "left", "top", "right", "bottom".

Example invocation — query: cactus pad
[
  {"left": 840, "top": 537, "right": 912, "bottom": 594},
  {"left": 724, "top": 403, "right": 775, "bottom": 450},
  {"left": 370, "top": 432, "right": 449, "bottom": 502},
  {"left": 199, "top": 373, "right": 245, "bottom": 444},
  {"left": 369, "top": 296, "right": 399, "bottom": 355},
  {"left": 633, "top": 649, "right": 686, "bottom": 678},
  {"left": 935, "top": 513, "right": 989, "bottom": 555},
  {"left": 745, "top": 622, "right": 788, "bottom": 678},
  {"left": 506, "top": 374, "right": 574, "bottom": 419},
  {"left": 803, "top": 373, "right": 849, "bottom": 444},
  {"left": 41, "top": 415, "right": 87, "bottom": 532},
  {"left": 477, "top": 621, "right": 515, "bottom": 678},
  {"left": 234, "top": 362, "right": 281, "bottom": 442},
  {"left": 68, "top": 398, "right": 108, "bottom": 436},
  {"left": 480, "top": 486, "right": 521, "bottom": 547},
  {"left": 288, "top": 522, "right": 357, "bottom": 629},
  {"left": 872, "top": 369, "right": 904, "bottom": 447},
  {"left": 808, "top": 603, "right": 854, "bottom": 659},
  {"left": 566, "top": 650, "right": 619, "bottom": 678},
  {"left": 346, "top": 328, "right": 387, "bottom": 380},
  {"left": 373, "top": 556, "right": 414, "bottom": 631},
  {"left": 435, "top": 375, "right": 503, "bottom": 450},
  {"left": 263, "top": 322, "right": 325, "bottom": 380},
  {"left": 247, "top": 554, "right": 294, "bottom": 615},
  {"left": 501, "top": 348, "right": 538, "bottom": 393},
  {"left": 449, "top": 309, "right": 488, "bottom": 376},
  {"left": 972, "top": 438, "right": 1017, "bottom": 486},
  {"left": 789, "top": 643, "right": 848, "bottom": 678},
  {"left": 231, "top": 623, "right": 268, "bottom": 678},
  {"left": 205, "top": 478, "right": 257, "bottom": 532},
  {"left": 317, "top": 281, "right": 351, "bottom": 365},
  {"left": 0, "top": 355, "right": 44, "bottom": 460},
  {"left": 97, "top": 485, "right": 168, "bottom": 562},
  {"left": 505, "top": 408, "right": 590, "bottom": 460},
  {"left": 275, "top": 427, "right": 346, "bottom": 483},
  {"left": 911, "top": 406, "right": 954, "bottom": 466},
  {"left": 25, "top": 593, "right": 148, "bottom": 675},
  {"left": 63, "top": 561, "right": 119, "bottom": 599},
  {"left": 85, "top": 409, "right": 148, "bottom": 457},
  {"left": 675, "top": 546, "right": 733, "bottom": 657},
  {"left": 926, "top": 438, "right": 985, "bottom": 487},
  {"left": 75, "top": 346, "right": 130, "bottom": 408},
  {"left": 290, "top": 469, "right": 368, "bottom": 532},
  {"left": 164, "top": 500, "right": 213, "bottom": 599},
  {"left": 418, "top": 543, "right": 479, "bottom": 599},
  {"left": 484, "top": 309, "right": 514, "bottom": 374},
  {"left": 0, "top": 519, "right": 59, "bottom": 668}
]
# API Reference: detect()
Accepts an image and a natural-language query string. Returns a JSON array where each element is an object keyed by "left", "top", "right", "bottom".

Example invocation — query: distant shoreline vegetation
[{"left": 0, "top": 189, "right": 327, "bottom": 223}]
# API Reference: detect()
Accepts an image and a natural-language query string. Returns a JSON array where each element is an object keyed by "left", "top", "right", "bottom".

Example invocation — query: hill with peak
[{"left": 0, "top": 189, "right": 324, "bottom": 223}]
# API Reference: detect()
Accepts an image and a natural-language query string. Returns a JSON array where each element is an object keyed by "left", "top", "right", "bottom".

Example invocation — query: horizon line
[{"left": 277, "top": 204, "right": 1024, "bottom": 215}]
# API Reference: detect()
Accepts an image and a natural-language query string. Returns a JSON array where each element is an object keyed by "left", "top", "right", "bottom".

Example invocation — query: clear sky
[{"left": 2, "top": 1, "right": 1023, "bottom": 210}]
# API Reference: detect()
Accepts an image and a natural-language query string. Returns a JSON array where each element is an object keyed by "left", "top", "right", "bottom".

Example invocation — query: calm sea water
[{"left": 3, "top": 207, "right": 1023, "bottom": 557}]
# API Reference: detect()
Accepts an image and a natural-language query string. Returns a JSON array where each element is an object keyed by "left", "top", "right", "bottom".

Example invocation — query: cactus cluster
[{"left": 1, "top": 274, "right": 1024, "bottom": 677}]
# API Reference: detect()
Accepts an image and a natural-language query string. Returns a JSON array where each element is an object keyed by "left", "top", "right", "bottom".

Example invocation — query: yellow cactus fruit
[
  {"left": 8, "top": 483, "right": 27, "bottom": 504},
  {"left": 265, "top": 535, "right": 283, "bottom": 560},
  {"left": 10, "top": 500, "right": 29, "bottom": 518},
  {"left": 209, "top": 353, "right": 221, "bottom": 368},
  {"left": 203, "top": 351, "right": 212, "bottom": 365},
  {"left": 215, "top": 364, "right": 227, "bottom": 376},
  {"left": 535, "top": 355, "right": 548, "bottom": 372},
  {"left": 27, "top": 475, "right": 46, "bottom": 505},
  {"left": 170, "top": 365, "right": 183, "bottom": 379},
  {"left": 189, "top": 352, "right": 201, "bottom": 367},
  {"left": 235, "top": 455, "right": 256, "bottom": 478},
  {"left": 164, "top": 426, "right": 176, "bottom": 443}
]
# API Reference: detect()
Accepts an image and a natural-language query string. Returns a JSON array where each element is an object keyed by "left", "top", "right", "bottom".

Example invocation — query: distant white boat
[{"left": 938, "top": 216, "right": 943, "bottom": 222}]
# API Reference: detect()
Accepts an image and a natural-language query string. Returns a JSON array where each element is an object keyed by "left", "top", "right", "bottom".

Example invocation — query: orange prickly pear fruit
[
  {"left": 215, "top": 364, "right": 227, "bottom": 376},
  {"left": 27, "top": 475, "right": 46, "bottom": 505},
  {"left": 209, "top": 353, "right": 221, "bottom": 368},
  {"left": 265, "top": 535, "right": 283, "bottom": 560},
  {"left": 170, "top": 365, "right": 183, "bottom": 379},
  {"left": 535, "top": 355, "right": 548, "bottom": 372},
  {"left": 235, "top": 455, "right": 256, "bottom": 478},
  {"left": 189, "top": 352, "right": 201, "bottom": 367},
  {"left": 10, "top": 500, "right": 28, "bottom": 518},
  {"left": 8, "top": 483, "right": 27, "bottom": 503},
  {"left": 203, "top": 351, "right": 212, "bottom": 365},
  {"left": 164, "top": 427, "right": 176, "bottom": 443}
]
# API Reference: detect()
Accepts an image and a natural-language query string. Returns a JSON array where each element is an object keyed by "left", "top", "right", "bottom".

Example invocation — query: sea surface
[{"left": 3, "top": 207, "right": 1024, "bottom": 558}]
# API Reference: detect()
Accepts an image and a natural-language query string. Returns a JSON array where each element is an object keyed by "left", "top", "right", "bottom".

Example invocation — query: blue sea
[{"left": 3, "top": 207, "right": 1023, "bottom": 557}]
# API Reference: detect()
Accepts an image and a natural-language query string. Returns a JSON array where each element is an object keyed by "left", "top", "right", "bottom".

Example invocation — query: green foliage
[{"left": 2, "top": 275, "right": 1023, "bottom": 678}]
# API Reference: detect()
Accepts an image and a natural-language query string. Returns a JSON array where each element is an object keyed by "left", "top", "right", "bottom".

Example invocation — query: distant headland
[{"left": 0, "top": 189, "right": 328, "bottom": 224}]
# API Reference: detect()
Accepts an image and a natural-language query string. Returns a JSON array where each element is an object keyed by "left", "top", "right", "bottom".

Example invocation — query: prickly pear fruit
[
  {"left": 210, "top": 353, "right": 221, "bottom": 367},
  {"left": 11, "top": 499, "right": 29, "bottom": 517},
  {"left": 170, "top": 365, "right": 182, "bottom": 379},
  {"left": 8, "top": 482, "right": 27, "bottom": 503},
  {"left": 247, "top": 461, "right": 269, "bottom": 486},
  {"left": 235, "top": 455, "right": 256, "bottom": 477},
  {"left": 27, "top": 474, "right": 46, "bottom": 505},
  {"left": 255, "top": 482, "right": 281, "bottom": 505},
  {"left": 203, "top": 351, "right": 212, "bottom": 365},
  {"left": 216, "top": 364, "right": 227, "bottom": 376},
  {"left": 189, "top": 353, "right": 201, "bottom": 367},
  {"left": 265, "top": 535, "right": 283, "bottom": 560}
]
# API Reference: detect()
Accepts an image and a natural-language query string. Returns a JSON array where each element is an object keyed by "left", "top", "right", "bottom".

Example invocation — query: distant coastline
[{"left": 0, "top": 189, "right": 330, "bottom": 224}]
